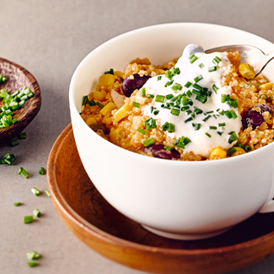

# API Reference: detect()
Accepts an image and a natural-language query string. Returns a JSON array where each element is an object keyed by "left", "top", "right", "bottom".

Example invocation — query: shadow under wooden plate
[
  {"left": 47, "top": 124, "right": 274, "bottom": 274},
  {"left": 0, "top": 58, "right": 41, "bottom": 145}
]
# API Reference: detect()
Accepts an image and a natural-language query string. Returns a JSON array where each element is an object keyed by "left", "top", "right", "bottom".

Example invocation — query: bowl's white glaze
[{"left": 69, "top": 23, "right": 274, "bottom": 239}]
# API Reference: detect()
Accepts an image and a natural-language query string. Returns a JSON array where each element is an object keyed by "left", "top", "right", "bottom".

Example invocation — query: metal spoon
[{"left": 206, "top": 45, "right": 274, "bottom": 77}]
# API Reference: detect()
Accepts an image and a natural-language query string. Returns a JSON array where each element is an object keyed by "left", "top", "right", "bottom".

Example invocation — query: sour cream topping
[{"left": 141, "top": 44, "right": 242, "bottom": 157}]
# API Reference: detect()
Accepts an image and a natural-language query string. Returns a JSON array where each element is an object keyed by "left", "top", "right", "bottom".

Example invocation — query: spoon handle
[{"left": 259, "top": 51, "right": 274, "bottom": 75}]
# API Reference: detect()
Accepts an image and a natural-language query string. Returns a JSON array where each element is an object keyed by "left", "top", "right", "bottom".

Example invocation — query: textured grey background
[{"left": 1, "top": 0, "right": 274, "bottom": 273}]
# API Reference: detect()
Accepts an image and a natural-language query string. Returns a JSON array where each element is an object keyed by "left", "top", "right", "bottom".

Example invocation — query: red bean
[
  {"left": 122, "top": 74, "right": 151, "bottom": 97},
  {"left": 144, "top": 144, "right": 180, "bottom": 160}
]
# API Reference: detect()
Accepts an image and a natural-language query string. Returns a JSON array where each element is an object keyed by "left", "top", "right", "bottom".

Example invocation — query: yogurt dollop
[{"left": 141, "top": 44, "right": 242, "bottom": 157}]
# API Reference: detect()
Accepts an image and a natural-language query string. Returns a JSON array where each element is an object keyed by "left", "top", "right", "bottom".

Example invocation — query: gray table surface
[{"left": 1, "top": 0, "right": 274, "bottom": 273}]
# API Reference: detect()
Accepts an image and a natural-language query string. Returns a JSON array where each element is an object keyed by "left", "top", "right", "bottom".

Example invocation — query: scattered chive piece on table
[
  {"left": 33, "top": 209, "right": 41, "bottom": 217},
  {"left": 1, "top": 153, "right": 16, "bottom": 165},
  {"left": 45, "top": 190, "right": 51, "bottom": 198},
  {"left": 39, "top": 167, "right": 46, "bottom": 175},
  {"left": 9, "top": 138, "right": 20, "bottom": 147},
  {"left": 31, "top": 187, "right": 41, "bottom": 196},
  {"left": 19, "top": 132, "right": 27, "bottom": 139},
  {"left": 27, "top": 261, "right": 38, "bottom": 267},
  {"left": 18, "top": 167, "right": 29, "bottom": 178},
  {"left": 14, "top": 202, "right": 22, "bottom": 206},
  {"left": 26, "top": 251, "right": 40, "bottom": 260},
  {"left": 24, "top": 216, "right": 33, "bottom": 224}
]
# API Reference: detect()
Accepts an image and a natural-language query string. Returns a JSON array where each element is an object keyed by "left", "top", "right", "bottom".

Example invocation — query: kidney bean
[
  {"left": 90, "top": 123, "right": 110, "bottom": 135},
  {"left": 243, "top": 104, "right": 272, "bottom": 129},
  {"left": 122, "top": 73, "right": 151, "bottom": 97},
  {"left": 144, "top": 144, "right": 180, "bottom": 160}
]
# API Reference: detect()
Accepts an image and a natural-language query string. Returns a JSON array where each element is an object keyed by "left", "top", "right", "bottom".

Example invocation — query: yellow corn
[
  {"left": 93, "top": 90, "right": 106, "bottom": 101},
  {"left": 100, "top": 102, "right": 116, "bottom": 116},
  {"left": 113, "top": 103, "right": 131, "bottom": 122},
  {"left": 114, "top": 70, "right": 124, "bottom": 78},
  {"left": 239, "top": 63, "right": 255, "bottom": 79},
  {"left": 209, "top": 147, "right": 227, "bottom": 160},
  {"left": 86, "top": 116, "right": 97, "bottom": 126},
  {"left": 259, "top": 82, "right": 274, "bottom": 90},
  {"left": 109, "top": 128, "right": 121, "bottom": 144},
  {"left": 99, "top": 74, "right": 116, "bottom": 86}
]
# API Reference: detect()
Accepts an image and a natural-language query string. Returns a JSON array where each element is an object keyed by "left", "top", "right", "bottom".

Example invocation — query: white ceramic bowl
[{"left": 69, "top": 23, "right": 274, "bottom": 240}]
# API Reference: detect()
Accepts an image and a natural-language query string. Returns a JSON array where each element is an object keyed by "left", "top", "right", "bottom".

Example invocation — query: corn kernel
[
  {"left": 86, "top": 117, "right": 97, "bottom": 126},
  {"left": 99, "top": 74, "right": 116, "bottom": 86},
  {"left": 209, "top": 147, "right": 227, "bottom": 160},
  {"left": 109, "top": 128, "right": 121, "bottom": 144},
  {"left": 239, "top": 63, "right": 255, "bottom": 79},
  {"left": 114, "top": 71, "right": 124, "bottom": 78},
  {"left": 259, "top": 82, "right": 274, "bottom": 90},
  {"left": 100, "top": 102, "right": 116, "bottom": 116},
  {"left": 93, "top": 90, "right": 106, "bottom": 101},
  {"left": 113, "top": 103, "right": 131, "bottom": 122}
]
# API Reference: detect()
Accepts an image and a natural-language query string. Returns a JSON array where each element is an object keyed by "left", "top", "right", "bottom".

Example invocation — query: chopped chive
[
  {"left": 194, "top": 108, "right": 203, "bottom": 115},
  {"left": 186, "top": 90, "right": 192, "bottom": 97},
  {"left": 192, "top": 123, "right": 201, "bottom": 130},
  {"left": 182, "top": 95, "right": 188, "bottom": 106},
  {"left": 0, "top": 153, "right": 16, "bottom": 165},
  {"left": 14, "top": 202, "right": 22, "bottom": 206},
  {"left": 195, "top": 95, "right": 207, "bottom": 104},
  {"left": 203, "top": 115, "right": 211, "bottom": 122},
  {"left": 132, "top": 101, "right": 140, "bottom": 108},
  {"left": 228, "top": 131, "right": 238, "bottom": 144},
  {"left": 27, "top": 261, "right": 38, "bottom": 267},
  {"left": 217, "top": 131, "right": 223, "bottom": 136},
  {"left": 213, "top": 56, "right": 221, "bottom": 64},
  {"left": 230, "top": 109, "right": 238, "bottom": 119},
  {"left": 9, "top": 138, "right": 19, "bottom": 147},
  {"left": 171, "top": 108, "right": 180, "bottom": 116},
  {"left": 244, "top": 145, "right": 251, "bottom": 152},
  {"left": 157, "top": 76, "right": 162, "bottom": 81},
  {"left": 24, "top": 216, "right": 33, "bottom": 224},
  {"left": 193, "top": 83, "right": 203, "bottom": 91},
  {"left": 162, "top": 122, "right": 169, "bottom": 131},
  {"left": 146, "top": 94, "right": 154, "bottom": 99},
  {"left": 165, "top": 80, "right": 174, "bottom": 87},
  {"left": 194, "top": 75, "right": 203, "bottom": 83},
  {"left": 143, "top": 138, "right": 155, "bottom": 147},
  {"left": 45, "top": 190, "right": 51, "bottom": 197},
  {"left": 209, "top": 126, "right": 217, "bottom": 130},
  {"left": 153, "top": 110, "right": 160, "bottom": 115},
  {"left": 225, "top": 110, "right": 232, "bottom": 119},
  {"left": 259, "top": 94, "right": 268, "bottom": 100},
  {"left": 173, "top": 136, "right": 191, "bottom": 148},
  {"left": 189, "top": 54, "right": 198, "bottom": 64},
  {"left": 31, "top": 187, "right": 41, "bottom": 196},
  {"left": 95, "top": 102, "right": 104, "bottom": 108},
  {"left": 26, "top": 251, "right": 40, "bottom": 260},
  {"left": 184, "top": 81, "right": 192, "bottom": 88},
  {"left": 208, "top": 66, "right": 217, "bottom": 72},
  {"left": 137, "top": 127, "right": 146, "bottom": 134},
  {"left": 33, "top": 209, "right": 41, "bottom": 217},
  {"left": 104, "top": 68, "right": 114, "bottom": 75},
  {"left": 140, "top": 88, "right": 146, "bottom": 97},
  {"left": 228, "top": 147, "right": 237, "bottom": 156},
  {"left": 18, "top": 167, "right": 29, "bottom": 178},
  {"left": 39, "top": 167, "right": 46, "bottom": 175},
  {"left": 164, "top": 145, "right": 173, "bottom": 151},
  {"left": 218, "top": 122, "right": 226, "bottom": 127},
  {"left": 205, "top": 132, "right": 211, "bottom": 138},
  {"left": 199, "top": 63, "right": 204, "bottom": 69},
  {"left": 82, "top": 96, "right": 88, "bottom": 106},
  {"left": 167, "top": 123, "right": 175, "bottom": 133},
  {"left": 171, "top": 83, "right": 183, "bottom": 92},
  {"left": 144, "top": 118, "right": 157, "bottom": 129},
  {"left": 181, "top": 106, "right": 190, "bottom": 111},
  {"left": 212, "top": 84, "right": 219, "bottom": 93},
  {"left": 185, "top": 116, "right": 194, "bottom": 123},
  {"left": 155, "top": 95, "right": 165, "bottom": 103},
  {"left": 19, "top": 132, "right": 27, "bottom": 139},
  {"left": 166, "top": 94, "right": 174, "bottom": 100}
]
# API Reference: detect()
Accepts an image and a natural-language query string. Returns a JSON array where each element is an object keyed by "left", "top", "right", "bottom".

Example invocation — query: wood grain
[
  {"left": 47, "top": 124, "right": 274, "bottom": 274},
  {"left": 0, "top": 58, "right": 41, "bottom": 146}
]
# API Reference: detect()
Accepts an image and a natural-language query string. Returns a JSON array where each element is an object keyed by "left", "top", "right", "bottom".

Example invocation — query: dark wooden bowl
[
  {"left": 47, "top": 124, "right": 274, "bottom": 274},
  {"left": 0, "top": 58, "right": 41, "bottom": 146}
]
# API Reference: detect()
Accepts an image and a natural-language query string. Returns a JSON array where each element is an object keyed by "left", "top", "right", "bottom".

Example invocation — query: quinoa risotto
[{"left": 80, "top": 44, "right": 274, "bottom": 161}]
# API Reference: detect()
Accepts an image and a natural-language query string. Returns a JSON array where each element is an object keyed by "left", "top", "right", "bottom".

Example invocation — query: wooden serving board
[{"left": 47, "top": 124, "right": 274, "bottom": 274}]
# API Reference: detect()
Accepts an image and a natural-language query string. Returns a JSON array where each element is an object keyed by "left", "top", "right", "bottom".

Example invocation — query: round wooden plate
[
  {"left": 47, "top": 124, "right": 274, "bottom": 274},
  {"left": 0, "top": 58, "right": 41, "bottom": 146}
]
